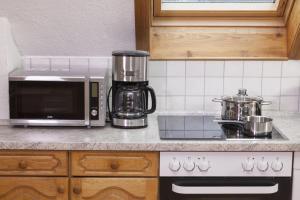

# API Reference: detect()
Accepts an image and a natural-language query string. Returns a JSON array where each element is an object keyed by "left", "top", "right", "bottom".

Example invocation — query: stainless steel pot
[
  {"left": 214, "top": 116, "right": 273, "bottom": 137},
  {"left": 212, "top": 89, "right": 271, "bottom": 121}
]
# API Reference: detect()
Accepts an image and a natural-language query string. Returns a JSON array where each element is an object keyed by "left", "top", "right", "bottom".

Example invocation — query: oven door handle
[{"left": 172, "top": 183, "right": 279, "bottom": 195}]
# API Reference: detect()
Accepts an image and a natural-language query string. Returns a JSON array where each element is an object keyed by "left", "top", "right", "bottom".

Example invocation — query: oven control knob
[
  {"left": 91, "top": 109, "right": 98, "bottom": 117},
  {"left": 183, "top": 157, "right": 195, "bottom": 172},
  {"left": 257, "top": 158, "right": 269, "bottom": 172},
  {"left": 198, "top": 158, "right": 211, "bottom": 172},
  {"left": 169, "top": 158, "right": 181, "bottom": 172},
  {"left": 271, "top": 158, "right": 283, "bottom": 172},
  {"left": 242, "top": 158, "right": 255, "bottom": 172}
]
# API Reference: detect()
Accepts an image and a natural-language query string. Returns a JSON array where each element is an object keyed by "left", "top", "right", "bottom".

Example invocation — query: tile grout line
[
  {"left": 279, "top": 61, "right": 283, "bottom": 111},
  {"left": 260, "top": 61, "right": 264, "bottom": 97},
  {"left": 222, "top": 61, "right": 225, "bottom": 96},
  {"left": 203, "top": 61, "right": 207, "bottom": 111},
  {"left": 165, "top": 61, "right": 168, "bottom": 111},
  {"left": 184, "top": 60, "right": 187, "bottom": 111},
  {"left": 241, "top": 61, "right": 245, "bottom": 88}
]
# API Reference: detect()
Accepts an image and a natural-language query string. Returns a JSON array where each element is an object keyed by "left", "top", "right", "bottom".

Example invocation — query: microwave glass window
[{"left": 9, "top": 81, "right": 85, "bottom": 120}]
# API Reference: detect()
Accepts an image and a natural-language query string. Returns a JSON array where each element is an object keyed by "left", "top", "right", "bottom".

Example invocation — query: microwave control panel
[{"left": 90, "top": 80, "right": 105, "bottom": 121}]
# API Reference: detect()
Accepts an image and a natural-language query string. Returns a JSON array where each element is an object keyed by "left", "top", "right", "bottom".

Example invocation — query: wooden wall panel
[
  {"left": 135, "top": 0, "right": 151, "bottom": 51},
  {"left": 287, "top": 0, "right": 300, "bottom": 59},
  {"left": 150, "top": 27, "right": 287, "bottom": 60}
]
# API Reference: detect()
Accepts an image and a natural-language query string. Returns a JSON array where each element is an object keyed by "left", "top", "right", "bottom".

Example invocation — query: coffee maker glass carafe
[{"left": 114, "top": 84, "right": 156, "bottom": 119}]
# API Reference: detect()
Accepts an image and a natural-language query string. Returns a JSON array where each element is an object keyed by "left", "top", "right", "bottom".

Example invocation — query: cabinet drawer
[
  {"left": 0, "top": 177, "right": 68, "bottom": 200},
  {"left": 71, "top": 178, "right": 158, "bottom": 200},
  {"left": 295, "top": 152, "right": 300, "bottom": 170},
  {"left": 71, "top": 152, "right": 158, "bottom": 177},
  {"left": 0, "top": 151, "right": 68, "bottom": 176}
]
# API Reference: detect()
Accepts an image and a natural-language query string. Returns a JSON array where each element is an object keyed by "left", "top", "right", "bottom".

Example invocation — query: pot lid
[{"left": 221, "top": 89, "right": 263, "bottom": 103}]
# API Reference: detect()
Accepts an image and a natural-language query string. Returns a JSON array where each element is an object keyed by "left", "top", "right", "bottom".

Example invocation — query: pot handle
[
  {"left": 261, "top": 101, "right": 272, "bottom": 105},
  {"left": 213, "top": 119, "right": 246, "bottom": 125},
  {"left": 212, "top": 98, "right": 223, "bottom": 103}
]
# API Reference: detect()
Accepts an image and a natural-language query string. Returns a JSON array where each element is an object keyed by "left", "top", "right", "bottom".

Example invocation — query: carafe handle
[{"left": 145, "top": 86, "right": 156, "bottom": 114}]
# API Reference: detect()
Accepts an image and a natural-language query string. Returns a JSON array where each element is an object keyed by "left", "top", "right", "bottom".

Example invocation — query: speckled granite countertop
[{"left": 0, "top": 111, "right": 300, "bottom": 151}]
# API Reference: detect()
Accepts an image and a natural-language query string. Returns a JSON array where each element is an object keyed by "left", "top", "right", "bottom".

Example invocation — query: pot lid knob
[{"left": 237, "top": 88, "right": 248, "bottom": 96}]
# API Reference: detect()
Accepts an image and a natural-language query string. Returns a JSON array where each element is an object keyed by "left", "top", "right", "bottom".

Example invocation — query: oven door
[
  {"left": 9, "top": 80, "right": 89, "bottom": 126},
  {"left": 160, "top": 177, "right": 292, "bottom": 200}
]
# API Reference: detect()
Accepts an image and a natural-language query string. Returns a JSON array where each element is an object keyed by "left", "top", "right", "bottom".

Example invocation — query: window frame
[{"left": 154, "top": 0, "right": 289, "bottom": 17}]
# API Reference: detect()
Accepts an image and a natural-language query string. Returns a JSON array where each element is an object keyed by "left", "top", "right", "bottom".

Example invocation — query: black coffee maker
[{"left": 108, "top": 50, "right": 156, "bottom": 128}]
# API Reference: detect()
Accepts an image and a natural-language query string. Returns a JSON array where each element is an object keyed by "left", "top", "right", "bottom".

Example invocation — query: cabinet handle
[
  {"left": 19, "top": 160, "right": 28, "bottom": 169},
  {"left": 110, "top": 161, "right": 120, "bottom": 170},
  {"left": 57, "top": 186, "right": 65, "bottom": 194},
  {"left": 73, "top": 187, "right": 82, "bottom": 195}
]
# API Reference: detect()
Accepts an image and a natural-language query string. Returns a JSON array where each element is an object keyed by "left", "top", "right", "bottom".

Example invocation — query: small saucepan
[{"left": 214, "top": 116, "right": 273, "bottom": 137}]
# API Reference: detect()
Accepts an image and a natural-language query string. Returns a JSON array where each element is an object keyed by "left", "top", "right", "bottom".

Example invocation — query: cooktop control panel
[{"left": 160, "top": 152, "right": 293, "bottom": 177}]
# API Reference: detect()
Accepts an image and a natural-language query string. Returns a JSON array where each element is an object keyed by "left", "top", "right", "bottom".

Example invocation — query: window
[{"left": 154, "top": 0, "right": 289, "bottom": 17}]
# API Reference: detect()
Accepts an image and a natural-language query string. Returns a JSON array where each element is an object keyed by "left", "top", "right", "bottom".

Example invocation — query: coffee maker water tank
[{"left": 112, "top": 50, "right": 149, "bottom": 82}]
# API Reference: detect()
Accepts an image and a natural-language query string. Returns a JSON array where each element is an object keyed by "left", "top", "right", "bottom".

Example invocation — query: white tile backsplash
[
  {"left": 263, "top": 61, "right": 282, "bottom": 77},
  {"left": 263, "top": 96, "right": 280, "bottom": 111},
  {"left": 280, "top": 96, "right": 299, "bottom": 112},
  {"left": 205, "top": 61, "right": 224, "bottom": 77},
  {"left": 70, "top": 57, "right": 89, "bottom": 71},
  {"left": 186, "top": 61, "right": 205, "bottom": 77},
  {"left": 30, "top": 57, "right": 50, "bottom": 71},
  {"left": 281, "top": 78, "right": 299, "bottom": 96},
  {"left": 89, "top": 57, "right": 109, "bottom": 69},
  {"left": 224, "top": 77, "right": 243, "bottom": 95},
  {"left": 51, "top": 57, "right": 70, "bottom": 71},
  {"left": 149, "top": 77, "right": 167, "bottom": 96},
  {"left": 262, "top": 78, "right": 281, "bottom": 96},
  {"left": 224, "top": 61, "right": 243, "bottom": 77},
  {"left": 185, "top": 96, "right": 204, "bottom": 111},
  {"left": 149, "top": 61, "right": 167, "bottom": 77},
  {"left": 12, "top": 57, "right": 300, "bottom": 115},
  {"left": 167, "top": 61, "right": 185, "bottom": 77},
  {"left": 205, "top": 77, "right": 224, "bottom": 96},
  {"left": 167, "top": 77, "right": 186, "bottom": 95},
  {"left": 244, "top": 61, "right": 263, "bottom": 77},
  {"left": 204, "top": 96, "right": 221, "bottom": 112},
  {"left": 282, "top": 60, "right": 300, "bottom": 77},
  {"left": 166, "top": 96, "right": 185, "bottom": 111},
  {"left": 243, "top": 77, "right": 262, "bottom": 96},
  {"left": 186, "top": 77, "right": 205, "bottom": 95}
]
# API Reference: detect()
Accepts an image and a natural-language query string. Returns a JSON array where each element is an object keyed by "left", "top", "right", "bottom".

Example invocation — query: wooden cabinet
[
  {"left": 0, "top": 177, "right": 68, "bottom": 200},
  {"left": 71, "top": 152, "right": 159, "bottom": 177},
  {"left": 0, "top": 151, "right": 68, "bottom": 176},
  {"left": 71, "top": 178, "right": 158, "bottom": 200},
  {"left": 0, "top": 151, "right": 159, "bottom": 200},
  {"left": 293, "top": 152, "right": 300, "bottom": 200}
]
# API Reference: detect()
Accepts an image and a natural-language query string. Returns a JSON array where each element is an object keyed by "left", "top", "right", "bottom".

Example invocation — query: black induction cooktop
[{"left": 158, "top": 115, "right": 287, "bottom": 141}]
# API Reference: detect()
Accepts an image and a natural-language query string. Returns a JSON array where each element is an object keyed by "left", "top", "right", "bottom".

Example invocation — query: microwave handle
[{"left": 172, "top": 183, "right": 279, "bottom": 195}]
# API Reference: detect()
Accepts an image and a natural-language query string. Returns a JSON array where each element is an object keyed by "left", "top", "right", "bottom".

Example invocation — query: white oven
[{"left": 160, "top": 152, "right": 293, "bottom": 200}]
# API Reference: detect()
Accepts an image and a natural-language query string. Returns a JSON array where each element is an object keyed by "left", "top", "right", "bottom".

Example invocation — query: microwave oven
[{"left": 9, "top": 68, "right": 107, "bottom": 127}]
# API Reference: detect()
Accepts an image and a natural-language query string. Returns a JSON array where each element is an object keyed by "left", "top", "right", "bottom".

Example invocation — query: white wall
[
  {"left": 0, "top": 18, "right": 21, "bottom": 120},
  {"left": 0, "top": 0, "right": 136, "bottom": 56}
]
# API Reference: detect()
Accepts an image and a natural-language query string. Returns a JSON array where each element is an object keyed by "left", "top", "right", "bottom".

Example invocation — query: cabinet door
[
  {"left": 0, "top": 177, "right": 68, "bottom": 200},
  {"left": 71, "top": 178, "right": 158, "bottom": 200},
  {"left": 0, "top": 151, "right": 68, "bottom": 176},
  {"left": 71, "top": 152, "right": 158, "bottom": 177}
]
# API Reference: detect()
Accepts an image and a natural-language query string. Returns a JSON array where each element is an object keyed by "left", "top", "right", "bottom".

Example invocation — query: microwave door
[{"left": 9, "top": 80, "right": 89, "bottom": 126}]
